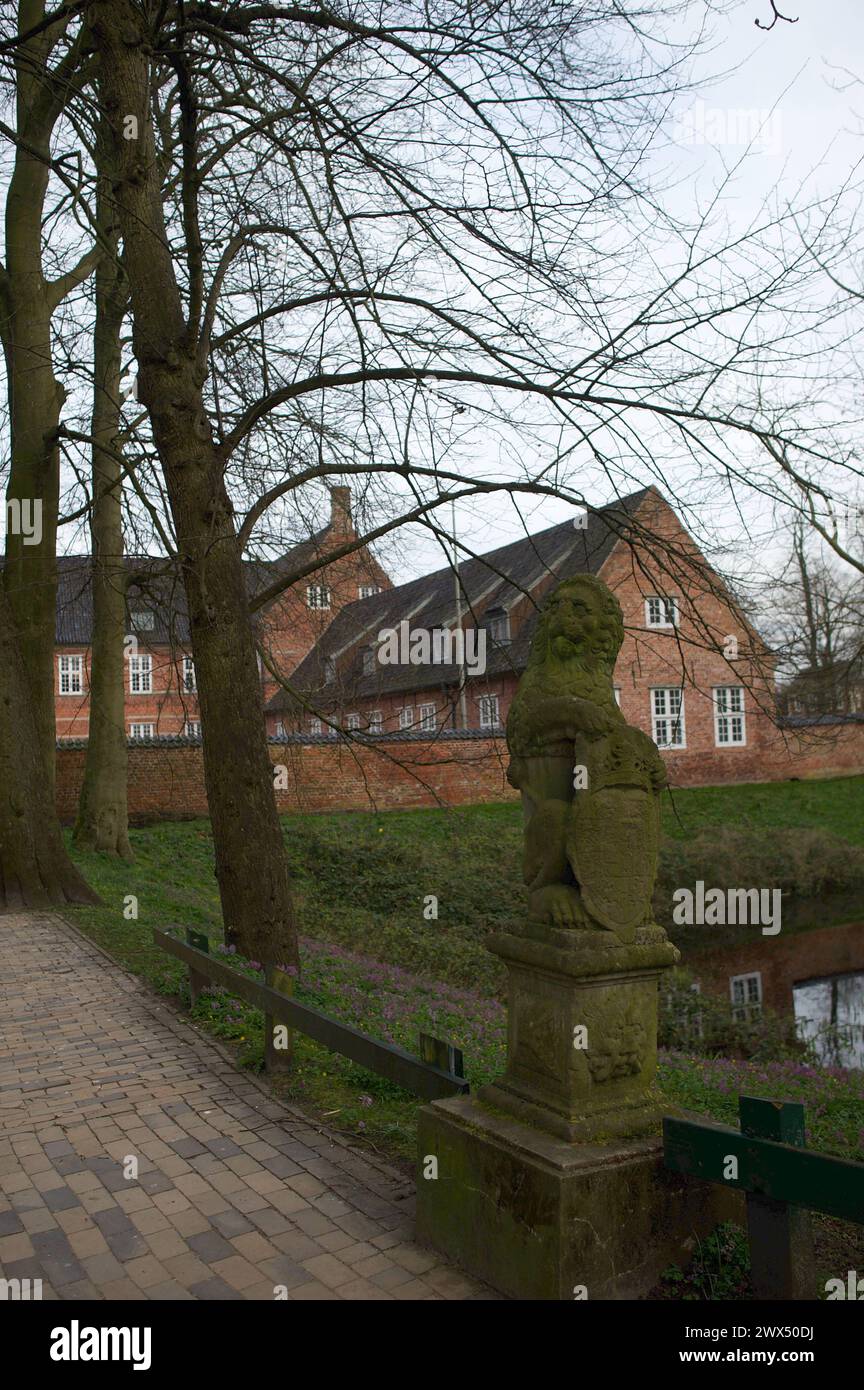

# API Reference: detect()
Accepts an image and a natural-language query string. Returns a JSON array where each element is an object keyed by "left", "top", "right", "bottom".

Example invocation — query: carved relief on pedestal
[{"left": 584, "top": 1017, "right": 647, "bottom": 1084}]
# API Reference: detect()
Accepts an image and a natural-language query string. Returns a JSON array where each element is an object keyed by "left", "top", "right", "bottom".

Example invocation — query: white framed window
[
  {"left": 730, "top": 972, "right": 762, "bottom": 1023},
  {"left": 309, "top": 717, "right": 323, "bottom": 736},
  {"left": 613, "top": 686, "right": 622, "bottom": 707},
  {"left": 275, "top": 721, "right": 284, "bottom": 737},
  {"left": 645, "top": 596, "right": 679, "bottom": 629},
  {"left": 129, "top": 653, "right": 152, "bottom": 694},
  {"left": 129, "top": 722, "right": 155, "bottom": 740},
  {"left": 714, "top": 686, "right": 746, "bottom": 746},
  {"left": 184, "top": 721, "right": 202, "bottom": 738},
  {"left": 358, "top": 584, "right": 379, "bottom": 599},
  {"left": 399, "top": 706, "right": 415, "bottom": 730},
  {"left": 651, "top": 687, "right": 685, "bottom": 748},
  {"left": 58, "top": 654, "right": 83, "bottom": 695},
  {"left": 307, "top": 584, "right": 331, "bottom": 609},
  {"left": 346, "top": 712, "right": 361, "bottom": 731},
  {"left": 130, "top": 609, "right": 155, "bottom": 631},
  {"left": 183, "top": 656, "right": 197, "bottom": 692},
  {"left": 478, "top": 694, "right": 500, "bottom": 729},
  {"left": 419, "top": 703, "right": 437, "bottom": 732},
  {"left": 368, "top": 710, "right": 383, "bottom": 734}
]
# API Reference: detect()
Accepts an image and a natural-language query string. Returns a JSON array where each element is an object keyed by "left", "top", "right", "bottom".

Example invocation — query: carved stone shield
[{"left": 568, "top": 786, "right": 658, "bottom": 943}]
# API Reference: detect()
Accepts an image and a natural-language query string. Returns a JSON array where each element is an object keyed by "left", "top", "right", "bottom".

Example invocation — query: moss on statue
[{"left": 507, "top": 574, "right": 667, "bottom": 942}]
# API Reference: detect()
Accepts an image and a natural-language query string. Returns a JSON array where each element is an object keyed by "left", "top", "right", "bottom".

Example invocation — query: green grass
[
  {"left": 61, "top": 775, "right": 864, "bottom": 1167},
  {"left": 65, "top": 775, "right": 864, "bottom": 999},
  {"left": 662, "top": 776, "right": 864, "bottom": 845}
]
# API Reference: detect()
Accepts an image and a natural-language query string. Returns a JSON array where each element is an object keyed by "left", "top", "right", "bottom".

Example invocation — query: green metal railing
[
  {"left": 153, "top": 927, "right": 469, "bottom": 1103},
  {"left": 664, "top": 1095, "right": 864, "bottom": 1299}
]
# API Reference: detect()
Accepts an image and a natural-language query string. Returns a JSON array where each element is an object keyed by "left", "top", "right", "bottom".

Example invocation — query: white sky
[
  {"left": 387, "top": 0, "right": 864, "bottom": 590},
  {"left": 7, "top": 2, "right": 861, "bottom": 596}
]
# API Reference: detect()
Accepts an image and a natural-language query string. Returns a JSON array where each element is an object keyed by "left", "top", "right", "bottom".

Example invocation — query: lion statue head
[{"left": 526, "top": 575, "right": 624, "bottom": 684}]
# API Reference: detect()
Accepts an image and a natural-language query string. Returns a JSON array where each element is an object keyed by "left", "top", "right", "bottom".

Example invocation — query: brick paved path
[{"left": 0, "top": 913, "right": 489, "bottom": 1301}]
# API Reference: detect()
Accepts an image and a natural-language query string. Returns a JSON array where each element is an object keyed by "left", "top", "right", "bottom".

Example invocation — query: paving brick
[
  {"left": 0, "top": 911, "right": 492, "bottom": 1304},
  {"left": 124, "top": 1254, "right": 170, "bottom": 1289},
  {"left": 68, "top": 1227, "right": 111, "bottom": 1260},
  {"left": 301, "top": 1253, "right": 356, "bottom": 1289},
  {"left": 145, "top": 1228, "right": 188, "bottom": 1261},
  {"left": 210, "top": 1254, "right": 261, "bottom": 1291}
]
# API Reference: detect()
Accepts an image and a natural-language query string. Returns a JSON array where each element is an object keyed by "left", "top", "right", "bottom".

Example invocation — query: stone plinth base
[
  {"left": 416, "top": 1094, "right": 741, "bottom": 1300},
  {"left": 484, "top": 922, "right": 679, "bottom": 1143}
]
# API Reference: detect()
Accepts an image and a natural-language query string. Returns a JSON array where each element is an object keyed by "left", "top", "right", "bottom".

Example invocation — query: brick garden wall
[{"left": 55, "top": 717, "right": 864, "bottom": 823}]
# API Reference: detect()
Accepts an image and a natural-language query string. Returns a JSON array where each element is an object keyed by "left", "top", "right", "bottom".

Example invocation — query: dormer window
[
  {"left": 323, "top": 656, "right": 336, "bottom": 682},
  {"left": 645, "top": 596, "right": 678, "bottom": 629},
  {"left": 362, "top": 645, "right": 376, "bottom": 677},
  {"left": 484, "top": 607, "right": 510, "bottom": 644},
  {"left": 130, "top": 609, "right": 155, "bottom": 631},
  {"left": 307, "top": 584, "right": 331, "bottom": 610}
]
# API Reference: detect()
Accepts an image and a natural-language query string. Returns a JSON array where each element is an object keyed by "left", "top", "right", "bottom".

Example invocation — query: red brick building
[
  {"left": 266, "top": 487, "right": 782, "bottom": 784},
  {"left": 53, "top": 487, "right": 390, "bottom": 740}
]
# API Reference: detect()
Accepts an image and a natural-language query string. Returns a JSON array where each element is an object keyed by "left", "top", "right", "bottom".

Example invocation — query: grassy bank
[
  {"left": 64, "top": 776, "right": 864, "bottom": 999},
  {"left": 62, "top": 837, "right": 864, "bottom": 1168},
  {"left": 61, "top": 776, "right": 864, "bottom": 1161},
  {"left": 61, "top": 781, "right": 864, "bottom": 1296}
]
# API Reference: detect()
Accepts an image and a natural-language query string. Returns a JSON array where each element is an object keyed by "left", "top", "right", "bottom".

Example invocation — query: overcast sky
[
  {"left": 15, "top": 2, "right": 863, "bottom": 593},
  {"left": 389, "top": 0, "right": 864, "bottom": 591}
]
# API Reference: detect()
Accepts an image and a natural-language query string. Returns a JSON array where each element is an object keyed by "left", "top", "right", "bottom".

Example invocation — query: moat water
[{"left": 793, "top": 971, "right": 864, "bottom": 1070}]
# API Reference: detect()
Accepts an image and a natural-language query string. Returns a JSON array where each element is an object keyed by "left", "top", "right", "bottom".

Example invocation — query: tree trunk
[
  {"left": 0, "top": 585, "right": 100, "bottom": 909},
  {"left": 88, "top": 0, "right": 297, "bottom": 969},
  {"left": 1, "top": 2, "right": 72, "bottom": 787},
  {"left": 73, "top": 146, "right": 133, "bottom": 859},
  {"left": 0, "top": 3, "right": 101, "bottom": 907},
  {"left": 1, "top": 265, "right": 64, "bottom": 795}
]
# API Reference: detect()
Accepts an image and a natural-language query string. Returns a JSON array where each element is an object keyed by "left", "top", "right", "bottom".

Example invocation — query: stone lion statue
[{"left": 506, "top": 574, "right": 667, "bottom": 942}]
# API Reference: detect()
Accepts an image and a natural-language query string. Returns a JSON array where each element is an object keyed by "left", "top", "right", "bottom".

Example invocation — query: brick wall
[
  {"left": 690, "top": 919, "right": 864, "bottom": 1018},
  {"left": 55, "top": 718, "right": 864, "bottom": 823}
]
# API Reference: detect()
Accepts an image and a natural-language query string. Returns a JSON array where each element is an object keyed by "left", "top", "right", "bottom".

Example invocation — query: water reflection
[{"left": 794, "top": 972, "right": 864, "bottom": 1069}]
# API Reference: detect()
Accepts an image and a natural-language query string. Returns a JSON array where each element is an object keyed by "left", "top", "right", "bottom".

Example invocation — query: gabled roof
[
  {"left": 269, "top": 488, "right": 653, "bottom": 711},
  {"left": 53, "top": 531, "right": 330, "bottom": 647}
]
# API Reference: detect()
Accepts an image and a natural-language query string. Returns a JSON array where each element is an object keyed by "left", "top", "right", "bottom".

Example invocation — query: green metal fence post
[
  {"left": 264, "top": 964, "right": 294, "bottom": 1075},
  {"left": 739, "top": 1096, "right": 815, "bottom": 1301},
  {"left": 185, "top": 929, "right": 211, "bottom": 1007}
]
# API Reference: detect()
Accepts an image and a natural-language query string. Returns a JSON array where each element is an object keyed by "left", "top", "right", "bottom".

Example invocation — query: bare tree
[
  {"left": 73, "top": 114, "right": 133, "bottom": 858},
  {"left": 0, "top": 2, "right": 101, "bottom": 906},
  {"left": 758, "top": 517, "right": 864, "bottom": 714},
  {"left": 72, "top": 0, "right": 864, "bottom": 957}
]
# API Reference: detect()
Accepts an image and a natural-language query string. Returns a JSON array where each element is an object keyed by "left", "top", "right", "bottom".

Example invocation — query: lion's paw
[{"left": 528, "top": 883, "right": 588, "bottom": 928}]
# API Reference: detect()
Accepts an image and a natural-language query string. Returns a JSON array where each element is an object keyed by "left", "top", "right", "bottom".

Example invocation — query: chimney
[{"left": 329, "top": 486, "right": 353, "bottom": 535}]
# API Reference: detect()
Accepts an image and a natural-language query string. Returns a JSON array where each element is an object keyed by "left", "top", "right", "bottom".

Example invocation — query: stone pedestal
[
  {"left": 481, "top": 922, "right": 676, "bottom": 1142},
  {"left": 416, "top": 920, "right": 741, "bottom": 1298},
  {"left": 416, "top": 1094, "right": 741, "bottom": 1300}
]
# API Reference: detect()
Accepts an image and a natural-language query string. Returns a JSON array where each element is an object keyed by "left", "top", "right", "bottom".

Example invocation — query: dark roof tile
[{"left": 269, "top": 488, "right": 652, "bottom": 711}]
